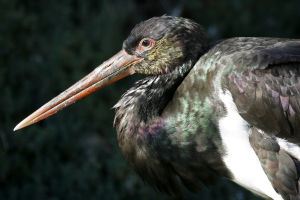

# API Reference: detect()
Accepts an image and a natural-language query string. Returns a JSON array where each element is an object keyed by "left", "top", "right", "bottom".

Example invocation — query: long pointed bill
[{"left": 14, "top": 50, "right": 142, "bottom": 131}]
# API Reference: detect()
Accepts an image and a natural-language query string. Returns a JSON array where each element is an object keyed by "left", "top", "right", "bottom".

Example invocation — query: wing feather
[{"left": 218, "top": 38, "right": 300, "bottom": 142}]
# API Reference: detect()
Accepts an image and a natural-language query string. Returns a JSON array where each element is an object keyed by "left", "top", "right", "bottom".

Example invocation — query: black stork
[{"left": 14, "top": 16, "right": 300, "bottom": 200}]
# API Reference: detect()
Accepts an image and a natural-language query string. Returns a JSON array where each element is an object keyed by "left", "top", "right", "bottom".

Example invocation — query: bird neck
[
  {"left": 139, "top": 65, "right": 193, "bottom": 121},
  {"left": 114, "top": 59, "right": 194, "bottom": 126}
]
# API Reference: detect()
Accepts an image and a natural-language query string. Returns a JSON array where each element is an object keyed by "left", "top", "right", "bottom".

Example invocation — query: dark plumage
[{"left": 15, "top": 16, "right": 300, "bottom": 200}]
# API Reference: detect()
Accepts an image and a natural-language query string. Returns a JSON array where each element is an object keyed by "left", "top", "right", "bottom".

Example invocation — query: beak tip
[
  {"left": 13, "top": 119, "right": 29, "bottom": 132},
  {"left": 13, "top": 123, "right": 22, "bottom": 131}
]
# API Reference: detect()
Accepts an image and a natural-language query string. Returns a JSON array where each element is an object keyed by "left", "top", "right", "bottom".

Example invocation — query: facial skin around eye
[{"left": 135, "top": 38, "right": 156, "bottom": 54}]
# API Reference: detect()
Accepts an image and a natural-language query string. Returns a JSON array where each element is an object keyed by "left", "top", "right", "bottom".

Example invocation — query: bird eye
[
  {"left": 136, "top": 38, "right": 155, "bottom": 54},
  {"left": 142, "top": 39, "right": 150, "bottom": 47}
]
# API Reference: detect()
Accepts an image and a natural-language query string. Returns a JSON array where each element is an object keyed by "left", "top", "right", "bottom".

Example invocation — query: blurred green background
[{"left": 1, "top": 0, "right": 300, "bottom": 199}]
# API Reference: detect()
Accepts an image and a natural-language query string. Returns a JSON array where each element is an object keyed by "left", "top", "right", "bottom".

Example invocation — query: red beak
[{"left": 14, "top": 50, "right": 142, "bottom": 131}]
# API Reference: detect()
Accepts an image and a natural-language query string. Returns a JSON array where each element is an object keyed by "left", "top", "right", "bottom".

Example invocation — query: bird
[{"left": 14, "top": 16, "right": 300, "bottom": 200}]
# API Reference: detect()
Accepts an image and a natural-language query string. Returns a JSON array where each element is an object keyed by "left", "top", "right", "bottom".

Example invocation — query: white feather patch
[
  {"left": 218, "top": 90, "right": 284, "bottom": 200},
  {"left": 276, "top": 138, "right": 300, "bottom": 161}
]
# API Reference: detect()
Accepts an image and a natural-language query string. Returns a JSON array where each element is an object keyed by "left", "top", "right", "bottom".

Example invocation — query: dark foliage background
[{"left": 1, "top": 0, "right": 300, "bottom": 199}]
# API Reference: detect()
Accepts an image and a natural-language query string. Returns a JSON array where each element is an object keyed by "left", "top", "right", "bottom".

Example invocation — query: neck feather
[{"left": 114, "top": 60, "right": 193, "bottom": 129}]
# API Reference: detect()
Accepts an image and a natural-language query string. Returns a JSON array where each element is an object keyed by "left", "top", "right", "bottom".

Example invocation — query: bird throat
[{"left": 114, "top": 59, "right": 194, "bottom": 126}]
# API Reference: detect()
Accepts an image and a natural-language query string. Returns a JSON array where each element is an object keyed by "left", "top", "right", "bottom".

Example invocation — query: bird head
[
  {"left": 14, "top": 16, "right": 208, "bottom": 131},
  {"left": 123, "top": 16, "right": 207, "bottom": 74}
]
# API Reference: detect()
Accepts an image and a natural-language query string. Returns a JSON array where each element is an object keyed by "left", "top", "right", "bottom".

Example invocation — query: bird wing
[
  {"left": 216, "top": 38, "right": 300, "bottom": 199},
  {"left": 249, "top": 127, "right": 300, "bottom": 200},
  {"left": 219, "top": 38, "right": 300, "bottom": 143}
]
